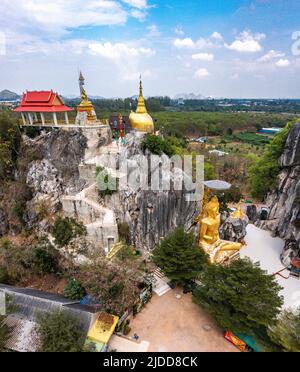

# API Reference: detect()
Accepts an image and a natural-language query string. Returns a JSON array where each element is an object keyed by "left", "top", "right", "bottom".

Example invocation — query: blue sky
[{"left": 0, "top": 0, "right": 300, "bottom": 98}]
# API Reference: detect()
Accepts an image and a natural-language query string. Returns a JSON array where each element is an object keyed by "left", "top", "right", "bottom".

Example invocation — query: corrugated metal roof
[
  {"left": 3, "top": 315, "right": 39, "bottom": 352},
  {"left": 0, "top": 285, "right": 98, "bottom": 336}
]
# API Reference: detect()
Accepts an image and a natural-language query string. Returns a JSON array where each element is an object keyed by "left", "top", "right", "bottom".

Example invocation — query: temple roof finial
[
  {"left": 139, "top": 75, "right": 143, "bottom": 96},
  {"left": 79, "top": 71, "right": 85, "bottom": 82}
]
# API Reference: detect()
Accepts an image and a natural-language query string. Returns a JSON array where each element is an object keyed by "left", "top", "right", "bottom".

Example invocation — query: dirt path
[{"left": 129, "top": 291, "right": 238, "bottom": 353}]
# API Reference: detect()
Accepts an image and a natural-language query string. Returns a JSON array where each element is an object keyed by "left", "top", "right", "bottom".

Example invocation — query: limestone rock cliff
[
  {"left": 20, "top": 127, "right": 198, "bottom": 254},
  {"left": 106, "top": 133, "right": 199, "bottom": 250},
  {"left": 259, "top": 121, "right": 300, "bottom": 245}
]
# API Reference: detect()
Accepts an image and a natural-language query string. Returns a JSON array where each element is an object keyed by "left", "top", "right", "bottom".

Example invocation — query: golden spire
[
  {"left": 129, "top": 75, "right": 154, "bottom": 133},
  {"left": 136, "top": 75, "right": 147, "bottom": 114},
  {"left": 139, "top": 75, "right": 143, "bottom": 96},
  {"left": 77, "top": 86, "right": 97, "bottom": 122},
  {"left": 81, "top": 87, "right": 88, "bottom": 101}
]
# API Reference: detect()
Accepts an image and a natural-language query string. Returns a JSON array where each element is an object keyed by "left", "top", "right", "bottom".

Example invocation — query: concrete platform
[{"left": 108, "top": 335, "right": 150, "bottom": 352}]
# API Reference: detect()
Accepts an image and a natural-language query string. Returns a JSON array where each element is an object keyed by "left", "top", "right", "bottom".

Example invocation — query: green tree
[
  {"left": 193, "top": 259, "right": 283, "bottom": 336},
  {"left": 204, "top": 161, "right": 216, "bottom": 180},
  {"left": 32, "top": 238, "right": 59, "bottom": 274},
  {"left": 52, "top": 217, "right": 87, "bottom": 247},
  {"left": 153, "top": 227, "right": 208, "bottom": 285},
  {"left": 64, "top": 279, "right": 86, "bottom": 301},
  {"left": 141, "top": 134, "right": 176, "bottom": 157},
  {"left": 0, "top": 113, "right": 20, "bottom": 180},
  {"left": 248, "top": 121, "right": 294, "bottom": 200},
  {"left": 268, "top": 308, "right": 300, "bottom": 352},
  {"left": 78, "top": 256, "right": 145, "bottom": 316},
  {"left": 36, "top": 310, "right": 85, "bottom": 352}
]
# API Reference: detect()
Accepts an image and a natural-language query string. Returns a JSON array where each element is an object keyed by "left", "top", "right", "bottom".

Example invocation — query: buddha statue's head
[{"left": 207, "top": 196, "right": 220, "bottom": 218}]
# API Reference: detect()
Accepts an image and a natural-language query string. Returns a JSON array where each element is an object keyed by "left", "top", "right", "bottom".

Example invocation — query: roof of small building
[
  {"left": 0, "top": 285, "right": 119, "bottom": 352},
  {"left": 0, "top": 285, "right": 98, "bottom": 334},
  {"left": 87, "top": 312, "right": 119, "bottom": 345},
  {"left": 13, "top": 90, "right": 72, "bottom": 113}
]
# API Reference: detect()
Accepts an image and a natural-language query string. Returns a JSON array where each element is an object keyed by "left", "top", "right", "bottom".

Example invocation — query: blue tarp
[{"left": 235, "top": 333, "right": 261, "bottom": 352}]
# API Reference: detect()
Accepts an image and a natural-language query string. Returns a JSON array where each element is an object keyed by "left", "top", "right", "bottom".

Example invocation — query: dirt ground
[{"left": 129, "top": 290, "right": 238, "bottom": 353}]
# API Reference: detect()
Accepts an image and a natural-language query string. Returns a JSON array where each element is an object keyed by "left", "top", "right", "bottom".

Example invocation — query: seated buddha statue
[{"left": 199, "top": 196, "right": 243, "bottom": 264}]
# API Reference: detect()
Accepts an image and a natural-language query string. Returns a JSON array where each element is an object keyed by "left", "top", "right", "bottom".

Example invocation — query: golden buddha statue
[
  {"left": 129, "top": 77, "right": 154, "bottom": 133},
  {"left": 198, "top": 195, "right": 243, "bottom": 264},
  {"left": 77, "top": 87, "right": 97, "bottom": 122}
]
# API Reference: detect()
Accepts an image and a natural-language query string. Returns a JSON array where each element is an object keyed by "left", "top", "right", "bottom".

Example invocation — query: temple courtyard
[
  {"left": 242, "top": 224, "right": 300, "bottom": 310},
  {"left": 120, "top": 291, "right": 238, "bottom": 353}
]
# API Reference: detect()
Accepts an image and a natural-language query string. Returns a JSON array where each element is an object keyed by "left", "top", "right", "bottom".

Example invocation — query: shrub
[
  {"left": 52, "top": 217, "right": 87, "bottom": 247},
  {"left": 64, "top": 279, "right": 86, "bottom": 301},
  {"left": 123, "top": 325, "right": 131, "bottom": 336},
  {"left": 33, "top": 240, "right": 59, "bottom": 274},
  {"left": 141, "top": 134, "right": 176, "bottom": 157},
  {"left": 0, "top": 113, "right": 21, "bottom": 180},
  {"left": 0, "top": 266, "right": 10, "bottom": 284},
  {"left": 118, "top": 223, "right": 131, "bottom": 245},
  {"left": 36, "top": 310, "right": 85, "bottom": 352}
]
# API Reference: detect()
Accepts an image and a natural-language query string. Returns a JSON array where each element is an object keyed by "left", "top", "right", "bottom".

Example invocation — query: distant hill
[{"left": 0, "top": 90, "right": 20, "bottom": 101}]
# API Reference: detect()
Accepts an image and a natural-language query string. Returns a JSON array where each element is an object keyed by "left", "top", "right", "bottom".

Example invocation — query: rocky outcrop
[
  {"left": 220, "top": 215, "right": 249, "bottom": 243},
  {"left": 113, "top": 189, "right": 198, "bottom": 250},
  {"left": 105, "top": 133, "right": 199, "bottom": 250},
  {"left": 258, "top": 121, "right": 300, "bottom": 245},
  {"left": 14, "top": 127, "right": 199, "bottom": 254},
  {"left": 26, "top": 159, "right": 63, "bottom": 200},
  {"left": 280, "top": 240, "right": 300, "bottom": 266},
  {"left": 23, "top": 129, "right": 88, "bottom": 195}
]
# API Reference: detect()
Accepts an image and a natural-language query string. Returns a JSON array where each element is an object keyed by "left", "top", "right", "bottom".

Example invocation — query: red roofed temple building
[{"left": 14, "top": 90, "right": 72, "bottom": 126}]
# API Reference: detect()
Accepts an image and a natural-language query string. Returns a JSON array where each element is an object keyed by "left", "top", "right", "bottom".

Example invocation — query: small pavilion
[{"left": 14, "top": 90, "right": 72, "bottom": 126}]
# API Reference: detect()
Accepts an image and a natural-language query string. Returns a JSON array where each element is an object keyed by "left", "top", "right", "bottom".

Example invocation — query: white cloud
[
  {"left": 122, "top": 0, "right": 148, "bottom": 8},
  {"left": 258, "top": 50, "right": 285, "bottom": 62},
  {"left": 174, "top": 38, "right": 195, "bottom": 48},
  {"left": 173, "top": 37, "right": 211, "bottom": 50},
  {"left": 194, "top": 68, "right": 210, "bottom": 79},
  {"left": 147, "top": 25, "right": 161, "bottom": 37},
  {"left": 88, "top": 41, "right": 155, "bottom": 81},
  {"left": 174, "top": 25, "right": 185, "bottom": 36},
  {"left": 89, "top": 42, "right": 155, "bottom": 59},
  {"left": 130, "top": 9, "right": 147, "bottom": 20},
  {"left": 0, "top": 0, "right": 129, "bottom": 35},
  {"left": 192, "top": 53, "right": 214, "bottom": 61},
  {"left": 275, "top": 59, "right": 290, "bottom": 67},
  {"left": 225, "top": 31, "right": 265, "bottom": 53},
  {"left": 211, "top": 32, "right": 223, "bottom": 41}
]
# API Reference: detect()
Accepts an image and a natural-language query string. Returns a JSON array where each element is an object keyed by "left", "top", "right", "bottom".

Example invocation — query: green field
[{"left": 147, "top": 111, "right": 293, "bottom": 137}]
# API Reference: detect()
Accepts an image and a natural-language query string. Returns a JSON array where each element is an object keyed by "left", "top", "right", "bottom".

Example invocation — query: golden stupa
[
  {"left": 129, "top": 78, "right": 154, "bottom": 133},
  {"left": 77, "top": 87, "right": 97, "bottom": 122}
]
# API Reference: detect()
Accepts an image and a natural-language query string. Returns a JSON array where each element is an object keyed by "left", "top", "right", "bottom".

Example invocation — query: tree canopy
[
  {"left": 268, "top": 308, "right": 300, "bottom": 352},
  {"left": 193, "top": 258, "right": 283, "bottom": 336},
  {"left": 153, "top": 227, "right": 208, "bottom": 285},
  {"left": 0, "top": 113, "right": 20, "bottom": 180},
  {"left": 36, "top": 310, "right": 85, "bottom": 352},
  {"left": 248, "top": 121, "right": 294, "bottom": 200}
]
